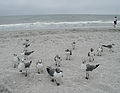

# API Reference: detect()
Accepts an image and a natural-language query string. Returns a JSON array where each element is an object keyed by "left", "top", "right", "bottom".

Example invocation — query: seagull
[
  {"left": 72, "top": 42, "right": 76, "bottom": 50},
  {"left": 36, "top": 59, "right": 44, "bottom": 74},
  {"left": 46, "top": 66, "right": 63, "bottom": 86},
  {"left": 102, "top": 44, "right": 114, "bottom": 48},
  {"left": 54, "top": 55, "right": 62, "bottom": 67},
  {"left": 102, "top": 43, "right": 115, "bottom": 52},
  {"left": 85, "top": 64, "right": 100, "bottom": 79},
  {"left": 81, "top": 62, "right": 100, "bottom": 79},
  {"left": 18, "top": 59, "right": 32, "bottom": 77},
  {"left": 88, "top": 48, "right": 95, "bottom": 62},
  {"left": 21, "top": 50, "right": 34, "bottom": 60},
  {"left": 13, "top": 54, "right": 20, "bottom": 68},
  {"left": 21, "top": 50, "right": 34, "bottom": 56},
  {"left": 65, "top": 49, "right": 72, "bottom": 60},
  {"left": 23, "top": 43, "right": 30, "bottom": 48}
]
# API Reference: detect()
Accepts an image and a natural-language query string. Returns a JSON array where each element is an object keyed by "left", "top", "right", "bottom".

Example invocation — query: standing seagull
[
  {"left": 24, "top": 51, "right": 34, "bottom": 56},
  {"left": 23, "top": 39, "right": 30, "bottom": 50},
  {"left": 54, "top": 55, "right": 62, "bottom": 67},
  {"left": 23, "top": 43, "right": 30, "bottom": 48},
  {"left": 18, "top": 59, "right": 32, "bottom": 77},
  {"left": 97, "top": 46, "right": 103, "bottom": 56},
  {"left": 88, "top": 48, "right": 95, "bottom": 62},
  {"left": 23, "top": 39, "right": 30, "bottom": 45},
  {"left": 46, "top": 66, "right": 63, "bottom": 86},
  {"left": 85, "top": 64, "right": 100, "bottom": 79},
  {"left": 65, "top": 49, "right": 72, "bottom": 60},
  {"left": 72, "top": 42, "right": 76, "bottom": 50},
  {"left": 36, "top": 59, "right": 44, "bottom": 74},
  {"left": 102, "top": 43, "right": 115, "bottom": 52},
  {"left": 81, "top": 62, "right": 100, "bottom": 79},
  {"left": 21, "top": 50, "right": 34, "bottom": 60},
  {"left": 13, "top": 54, "right": 20, "bottom": 68}
]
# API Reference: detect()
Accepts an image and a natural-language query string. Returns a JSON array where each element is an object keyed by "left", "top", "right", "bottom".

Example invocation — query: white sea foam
[
  {"left": 0, "top": 21, "right": 114, "bottom": 27},
  {"left": 0, "top": 20, "right": 119, "bottom": 31}
]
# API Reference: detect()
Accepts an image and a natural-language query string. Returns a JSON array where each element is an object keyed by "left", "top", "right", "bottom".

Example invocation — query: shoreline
[
  {"left": 0, "top": 28, "right": 120, "bottom": 40},
  {"left": 0, "top": 27, "right": 120, "bottom": 33}
]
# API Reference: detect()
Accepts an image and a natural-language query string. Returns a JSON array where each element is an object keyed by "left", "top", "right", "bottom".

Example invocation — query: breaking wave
[{"left": 0, "top": 20, "right": 115, "bottom": 31}]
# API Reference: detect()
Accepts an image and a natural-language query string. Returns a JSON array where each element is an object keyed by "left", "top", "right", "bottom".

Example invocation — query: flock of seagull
[{"left": 13, "top": 39, "right": 114, "bottom": 86}]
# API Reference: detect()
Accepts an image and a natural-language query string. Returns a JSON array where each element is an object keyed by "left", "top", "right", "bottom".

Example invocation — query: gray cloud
[{"left": 0, "top": 0, "right": 120, "bottom": 16}]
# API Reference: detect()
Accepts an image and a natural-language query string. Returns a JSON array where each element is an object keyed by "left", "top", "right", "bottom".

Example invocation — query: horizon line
[{"left": 0, "top": 13, "right": 120, "bottom": 17}]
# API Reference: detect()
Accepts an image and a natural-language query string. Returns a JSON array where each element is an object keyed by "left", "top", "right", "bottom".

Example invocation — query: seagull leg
[
  {"left": 89, "top": 57, "right": 91, "bottom": 62},
  {"left": 66, "top": 55, "right": 68, "bottom": 60},
  {"left": 13, "top": 64, "right": 16, "bottom": 68},
  {"left": 58, "top": 61, "right": 60, "bottom": 67},
  {"left": 55, "top": 79, "right": 60, "bottom": 86},
  {"left": 55, "top": 61, "right": 57, "bottom": 66},
  {"left": 86, "top": 71, "right": 89, "bottom": 79},
  {"left": 51, "top": 79, "right": 54, "bottom": 82},
  {"left": 19, "top": 70, "right": 22, "bottom": 72},
  {"left": 109, "top": 48, "right": 114, "bottom": 52},
  {"left": 38, "top": 69, "right": 40, "bottom": 74},
  {"left": 69, "top": 55, "right": 70, "bottom": 60},
  {"left": 92, "top": 57, "right": 94, "bottom": 61},
  {"left": 25, "top": 69, "right": 28, "bottom": 77}
]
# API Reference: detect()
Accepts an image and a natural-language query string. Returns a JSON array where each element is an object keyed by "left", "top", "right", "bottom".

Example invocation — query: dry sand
[{"left": 0, "top": 28, "right": 120, "bottom": 93}]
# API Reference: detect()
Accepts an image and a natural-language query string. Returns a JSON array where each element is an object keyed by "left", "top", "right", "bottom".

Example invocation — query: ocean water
[{"left": 0, "top": 14, "right": 120, "bottom": 31}]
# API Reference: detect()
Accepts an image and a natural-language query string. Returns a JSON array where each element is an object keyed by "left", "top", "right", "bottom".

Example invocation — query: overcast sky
[{"left": 0, "top": 0, "right": 120, "bottom": 16}]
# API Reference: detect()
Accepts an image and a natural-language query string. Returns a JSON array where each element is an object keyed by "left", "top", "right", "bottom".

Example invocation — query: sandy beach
[{"left": 0, "top": 28, "right": 120, "bottom": 93}]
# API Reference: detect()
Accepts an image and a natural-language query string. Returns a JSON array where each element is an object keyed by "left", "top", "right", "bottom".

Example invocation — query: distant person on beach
[{"left": 113, "top": 16, "right": 117, "bottom": 28}]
